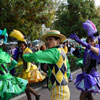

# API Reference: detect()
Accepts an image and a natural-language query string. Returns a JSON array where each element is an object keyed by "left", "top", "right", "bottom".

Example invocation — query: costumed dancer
[
  {"left": 70, "top": 20, "right": 100, "bottom": 100},
  {"left": 22, "top": 30, "right": 70, "bottom": 100},
  {"left": 10, "top": 29, "right": 45, "bottom": 83},
  {"left": 0, "top": 28, "right": 41, "bottom": 100},
  {"left": 18, "top": 41, "right": 46, "bottom": 83},
  {"left": 0, "top": 28, "right": 27, "bottom": 100},
  {"left": 10, "top": 29, "right": 41, "bottom": 100}
]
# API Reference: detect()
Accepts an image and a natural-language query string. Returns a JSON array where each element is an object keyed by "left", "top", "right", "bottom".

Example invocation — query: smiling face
[{"left": 46, "top": 36, "right": 60, "bottom": 49}]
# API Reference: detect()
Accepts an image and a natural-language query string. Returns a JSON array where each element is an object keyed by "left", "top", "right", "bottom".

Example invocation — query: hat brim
[{"left": 41, "top": 33, "right": 66, "bottom": 42}]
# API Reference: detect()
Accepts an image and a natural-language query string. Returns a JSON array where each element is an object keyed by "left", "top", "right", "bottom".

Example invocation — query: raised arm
[{"left": 70, "top": 33, "right": 99, "bottom": 55}]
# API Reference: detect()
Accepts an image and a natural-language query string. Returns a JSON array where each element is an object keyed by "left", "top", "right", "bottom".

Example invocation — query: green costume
[
  {"left": 75, "top": 46, "right": 84, "bottom": 67},
  {"left": 23, "top": 46, "right": 70, "bottom": 100},
  {"left": 23, "top": 47, "right": 68, "bottom": 86},
  {"left": 76, "top": 58, "right": 83, "bottom": 66},
  {"left": 0, "top": 48, "right": 28, "bottom": 100},
  {"left": 66, "top": 57, "right": 70, "bottom": 78}
]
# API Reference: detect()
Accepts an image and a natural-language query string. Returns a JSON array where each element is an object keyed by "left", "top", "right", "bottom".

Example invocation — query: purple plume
[{"left": 82, "top": 20, "right": 97, "bottom": 37}]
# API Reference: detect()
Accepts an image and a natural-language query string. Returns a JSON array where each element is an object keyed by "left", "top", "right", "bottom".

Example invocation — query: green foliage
[
  {"left": 67, "top": 54, "right": 79, "bottom": 72},
  {"left": 0, "top": 0, "right": 56, "bottom": 40},
  {"left": 53, "top": 0, "right": 100, "bottom": 38}
]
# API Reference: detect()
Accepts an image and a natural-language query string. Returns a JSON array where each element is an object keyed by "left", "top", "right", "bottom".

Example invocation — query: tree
[
  {"left": 53, "top": 0, "right": 100, "bottom": 38},
  {"left": 0, "top": 0, "right": 57, "bottom": 40}
]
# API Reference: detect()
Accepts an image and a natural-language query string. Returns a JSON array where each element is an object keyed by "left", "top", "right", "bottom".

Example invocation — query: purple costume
[
  {"left": 75, "top": 45, "right": 100, "bottom": 93},
  {"left": 74, "top": 20, "right": 100, "bottom": 93}
]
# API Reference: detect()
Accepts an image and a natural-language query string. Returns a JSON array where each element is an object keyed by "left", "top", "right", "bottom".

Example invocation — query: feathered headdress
[
  {"left": 0, "top": 28, "right": 8, "bottom": 44},
  {"left": 82, "top": 20, "right": 99, "bottom": 37},
  {"left": 10, "top": 29, "right": 26, "bottom": 42}
]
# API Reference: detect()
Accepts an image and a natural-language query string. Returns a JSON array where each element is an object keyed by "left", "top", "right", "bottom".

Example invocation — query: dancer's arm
[
  {"left": 23, "top": 48, "right": 60, "bottom": 64},
  {"left": 25, "top": 62, "right": 31, "bottom": 72},
  {"left": 90, "top": 46, "right": 99, "bottom": 55},
  {"left": 8, "top": 58, "right": 17, "bottom": 71},
  {"left": 70, "top": 33, "right": 99, "bottom": 55}
]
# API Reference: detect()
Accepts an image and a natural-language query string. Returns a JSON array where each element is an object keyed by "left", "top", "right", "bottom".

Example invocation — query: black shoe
[{"left": 36, "top": 94, "right": 40, "bottom": 100}]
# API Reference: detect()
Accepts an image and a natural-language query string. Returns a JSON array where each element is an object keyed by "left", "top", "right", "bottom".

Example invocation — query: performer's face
[
  {"left": 19, "top": 43, "right": 26, "bottom": 51},
  {"left": 89, "top": 39, "right": 95, "bottom": 46},
  {"left": 46, "top": 36, "right": 60, "bottom": 49}
]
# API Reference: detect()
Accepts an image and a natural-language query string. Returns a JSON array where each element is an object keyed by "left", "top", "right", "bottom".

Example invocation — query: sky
[
  {"left": 95, "top": 0, "right": 100, "bottom": 7},
  {"left": 62, "top": 0, "right": 100, "bottom": 7}
]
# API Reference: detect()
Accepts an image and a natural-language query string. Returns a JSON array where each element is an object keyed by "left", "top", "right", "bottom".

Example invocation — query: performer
[
  {"left": 0, "top": 28, "right": 28, "bottom": 100},
  {"left": 0, "top": 28, "right": 40, "bottom": 100},
  {"left": 10, "top": 29, "right": 45, "bottom": 83},
  {"left": 70, "top": 20, "right": 100, "bottom": 100},
  {"left": 18, "top": 40, "right": 45, "bottom": 83},
  {"left": 22, "top": 30, "right": 70, "bottom": 100}
]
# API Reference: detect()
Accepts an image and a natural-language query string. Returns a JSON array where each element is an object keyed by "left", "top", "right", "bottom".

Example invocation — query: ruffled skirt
[
  {"left": 0, "top": 73, "right": 28, "bottom": 100},
  {"left": 74, "top": 68, "right": 100, "bottom": 93},
  {"left": 19, "top": 65, "right": 45, "bottom": 84}
]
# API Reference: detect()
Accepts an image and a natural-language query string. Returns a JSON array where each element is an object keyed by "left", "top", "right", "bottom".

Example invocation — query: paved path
[{"left": 10, "top": 66, "right": 100, "bottom": 100}]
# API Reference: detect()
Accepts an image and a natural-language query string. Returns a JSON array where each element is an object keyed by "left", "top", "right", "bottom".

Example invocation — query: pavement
[{"left": 10, "top": 66, "right": 100, "bottom": 100}]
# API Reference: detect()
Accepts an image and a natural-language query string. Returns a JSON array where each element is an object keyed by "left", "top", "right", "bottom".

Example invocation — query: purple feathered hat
[{"left": 82, "top": 20, "right": 99, "bottom": 38}]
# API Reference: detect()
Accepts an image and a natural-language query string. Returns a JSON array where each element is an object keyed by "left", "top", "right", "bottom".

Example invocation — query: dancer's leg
[
  {"left": 87, "top": 93, "right": 94, "bottom": 100},
  {"left": 26, "top": 85, "right": 40, "bottom": 100},
  {"left": 80, "top": 92, "right": 87, "bottom": 100},
  {"left": 25, "top": 89, "right": 32, "bottom": 100}
]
